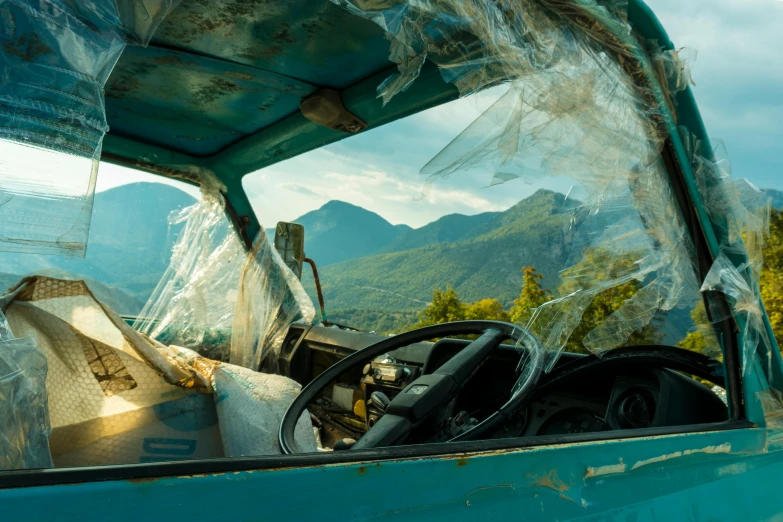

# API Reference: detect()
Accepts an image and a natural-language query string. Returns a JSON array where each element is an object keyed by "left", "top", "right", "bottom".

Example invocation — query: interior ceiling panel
[
  {"left": 106, "top": 0, "right": 394, "bottom": 156},
  {"left": 106, "top": 46, "right": 316, "bottom": 156}
]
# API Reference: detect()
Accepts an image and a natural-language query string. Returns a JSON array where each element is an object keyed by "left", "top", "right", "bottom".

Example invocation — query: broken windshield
[{"left": 243, "top": 85, "right": 720, "bottom": 362}]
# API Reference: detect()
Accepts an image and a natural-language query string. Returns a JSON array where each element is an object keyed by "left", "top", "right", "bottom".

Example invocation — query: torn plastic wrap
[
  {"left": 333, "top": 0, "right": 705, "bottom": 378},
  {"left": 0, "top": 304, "right": 52, "bottom": 470},
  {"left": 134, "top": 171, "right": 315, "bottom": 369},
  {"left": 682, "top": 130, "right": 774, "bottom": 379},
  {"left": 231, "top": 231, "right": 317, "bottom": 370},
  {"left": 0, "top": 0, "right": 181, "bottom": 256},
  {"left": 133, "top": 174, "right": 241, "bottom": 360},
  {"left": 0, "top": 275, "right": 316, "bottom": 466}
]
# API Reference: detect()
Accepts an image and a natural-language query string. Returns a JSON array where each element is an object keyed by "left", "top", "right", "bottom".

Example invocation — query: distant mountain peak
[
  {"left": 319, "top": 200, "right": 360, "bottom": 211},
  {"left": 511, "top": 188, "right": 562, "bottom": 206},
  {"left": 97, "top": 181, "right": 194, "bottom": 198},
  {"left": 291, "top": 200, "right": 407, "bottom": 266}
]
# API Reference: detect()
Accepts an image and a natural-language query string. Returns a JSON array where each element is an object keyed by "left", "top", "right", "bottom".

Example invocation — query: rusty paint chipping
[
  {"left": 532, "top": 469, "right": 570, "bottom": 493},
  {"left": 629, "top": 443, "right": 732, "bottom": 471},
  {"left": 585, "top": 458, "right": 626, "bottom": 478},
  {"left": 585, "top": 443, "right": 733, "bottom": 479}
]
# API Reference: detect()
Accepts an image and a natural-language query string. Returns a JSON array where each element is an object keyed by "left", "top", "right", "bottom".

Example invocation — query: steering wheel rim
[
  {"left": 279, "top": 320, "right": 544, "bottom": 454},
  {"left": 533, "top": 345, "right": 726, "bottom": 399}
]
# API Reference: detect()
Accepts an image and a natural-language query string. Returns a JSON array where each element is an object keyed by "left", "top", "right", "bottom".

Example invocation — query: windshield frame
[
  {"left": 100, "top": 0, "right": 759, "bottom": 420},
  {"left": 4, "top": 0, "right": 772, "bottom": 487}
]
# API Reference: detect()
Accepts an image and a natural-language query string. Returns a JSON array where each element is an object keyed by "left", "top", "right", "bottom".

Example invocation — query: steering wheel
[{"left": 279, "top": 320, "right": 544, "bottom": 454}]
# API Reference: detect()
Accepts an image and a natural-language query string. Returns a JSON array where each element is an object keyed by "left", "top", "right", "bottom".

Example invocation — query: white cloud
[{"left": 243, "top": 137, "right": 528, "bottom": 227}]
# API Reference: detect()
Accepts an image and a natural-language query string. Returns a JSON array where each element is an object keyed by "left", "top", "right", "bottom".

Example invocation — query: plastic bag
[{"left": 0, "top": 0, "right": 181, "bottom": 256}]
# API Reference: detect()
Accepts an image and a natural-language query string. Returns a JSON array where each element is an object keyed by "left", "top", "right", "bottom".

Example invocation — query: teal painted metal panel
[
  {"left": 0, "top": 428, "right": 776, "bottom": 520},
  {"left": 150, "top": 0, "right": 392, "bottom": 88},
  {"left": 106, "top": 46, "right": 316, "bottom": 156},
  {"left": 103, "top": 0, "right": 394, "bottom": 157}
]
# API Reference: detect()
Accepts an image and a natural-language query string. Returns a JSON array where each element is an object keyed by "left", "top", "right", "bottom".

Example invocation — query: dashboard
[
  {"left": 274, "top": 325, "right": 727, "bottom": 445},
  {"left": 521, "top": 367, "right": 726, "bottom": 437}
]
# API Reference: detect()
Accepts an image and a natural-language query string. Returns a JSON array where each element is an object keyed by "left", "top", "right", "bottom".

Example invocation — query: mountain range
[
  {"left": 301, "top": 190, "right": 571, "bottom": 315},
  {"left": 1, "top": 183, "right": 780, "bottom": 331}
]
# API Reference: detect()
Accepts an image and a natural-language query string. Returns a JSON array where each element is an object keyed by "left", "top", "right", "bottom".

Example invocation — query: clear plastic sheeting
[
  {"left": 0, "top": 0, "right": 181, "bottom": 256},
  {"left": 134, "top": 170, "right": 315, "bottom": 369},
  {"left": 333, "top": 0, "right": 703, "bottom": 376},
  {"left": 684, "top": 131, "right": 774, "bottom": 378},
  {"left": 1, "top": 275, "right": 316, "bottom": 466},
  {"left": 232, "top": 230, "right": 317, "bottom": 370},
  {"left": 701, "top": 250, "right": 770, "bottom": 377},
  {"left": 133, "top": 174, "right": 239, "bottom": 358},
  {"left": 0, "top": 304, "right": 52, "bottom": 470},
  {"left": 0, "top": 141, "right": 98, "bottom": 256}
]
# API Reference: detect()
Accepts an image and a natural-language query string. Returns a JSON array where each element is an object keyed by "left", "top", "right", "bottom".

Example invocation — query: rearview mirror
[{"left": 273, "top": 222, "right": 305, "bottom": 279}]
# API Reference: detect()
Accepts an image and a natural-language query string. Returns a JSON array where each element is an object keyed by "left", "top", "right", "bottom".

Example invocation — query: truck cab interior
[{"left": 0, "top": 0, "right": 776, "bottom": 480}]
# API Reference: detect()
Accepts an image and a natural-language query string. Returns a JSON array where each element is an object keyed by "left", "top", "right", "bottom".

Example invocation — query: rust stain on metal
[
  {"left": 532, "top": 469, "right": 570, "bottom": 493},
  {"left": 225, "top": 72, "right": 255, "bottom": 81},
  {"left": 305, "top": 258, "right": 327, "bottom": 323},
  {"left": 153, "top": 55, "right": 185, "bottom": 66},
  {"left": 127, "top": 476, "right": 163, "bottom": 484},
  {"left": 3, "top": 34, "right": 55, "bottom": 61},
  {"left": 456, "top": 458, "right": 469, "bottom": 467}
]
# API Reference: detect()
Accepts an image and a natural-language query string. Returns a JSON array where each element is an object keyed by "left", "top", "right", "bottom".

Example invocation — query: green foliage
[
  {"left": 679, "top": 208, "right": 783, "bottom": 357},
  {"left": 409, "top": 257, "right": 662, "bottom": 355},
  {"left": 414, "top": 287, "right": 514, "bottom": 329},
  {"left": 465, "top": 298, "right": 509, "bottom": 322},
  {"left": 509, "top": 267, "right": 550, "bottom": 325},
  {"left": 678, "top": 301, "right": 710, "bottom": 354},
  {"left": 416, "top": 286, "right": 466, "bottom": 327},
  {"left": 676, "top": 300, "right": 722, "bottom": 363},
  {"left": 761, "top": 209, "right": 783, "bottom": 347}
]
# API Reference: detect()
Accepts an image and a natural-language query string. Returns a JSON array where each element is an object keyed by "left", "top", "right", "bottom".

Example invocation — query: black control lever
[{"left": 369, "top": 391, "right": 391, "bottom": 413}]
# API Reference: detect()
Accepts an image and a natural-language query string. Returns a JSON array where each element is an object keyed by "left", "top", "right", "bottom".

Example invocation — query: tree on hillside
[
  {"left": 416, "top": 286, "right": 465, "bottom": 327},
  {"left": 510, "top": 266, "right": 551, "bottom": 326},
  {"left": 416, "top": 289, "right": 509, "bottom": 327},
  {"left": 465, "top": 298, "right": 509, "bottom": 322}
]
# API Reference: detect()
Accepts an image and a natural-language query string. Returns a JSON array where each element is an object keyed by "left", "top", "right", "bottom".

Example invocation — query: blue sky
[
  {"left": 647, "top": 0, "right": 783, "bottom": 190},
  {"left": 96, "top": 0, "right": 783, "bottom": 229}
]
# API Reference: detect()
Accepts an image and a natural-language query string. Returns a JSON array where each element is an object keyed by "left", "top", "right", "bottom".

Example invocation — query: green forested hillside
[
  {"left": 378, "top": 211, "right": 499, "bottom": 254},
  {"left": 286, "top": 200, "right": 411, "bottom": 266},
  {"left": 6, "top": 182, "right": 781, "bottom": 348},
  {"left": 306, "top": 190, "right": 572, "bottom": 325}
]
